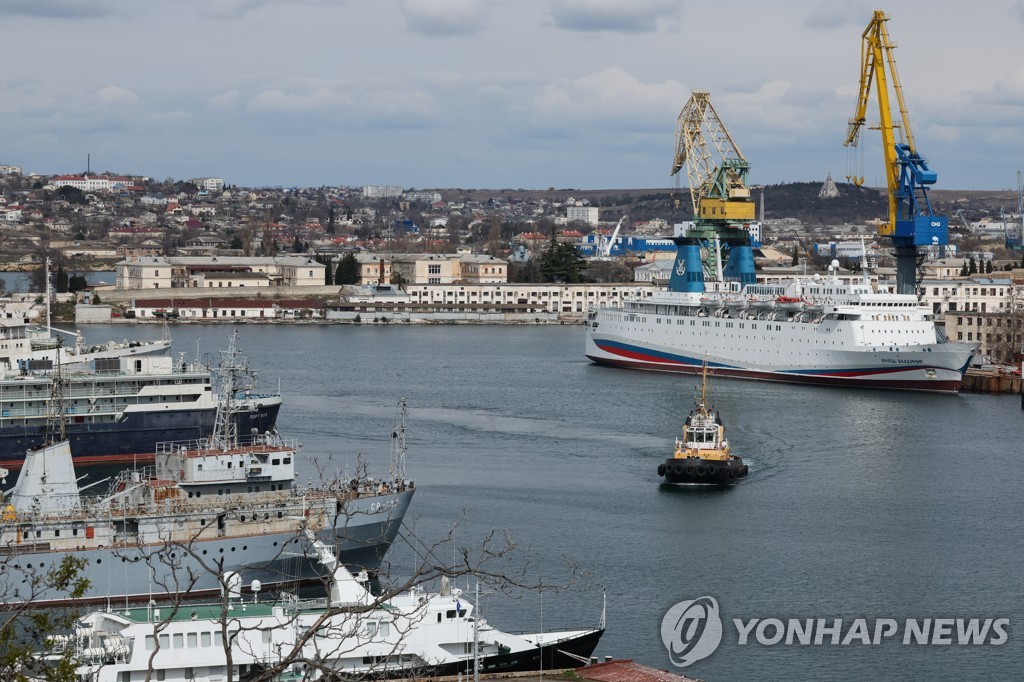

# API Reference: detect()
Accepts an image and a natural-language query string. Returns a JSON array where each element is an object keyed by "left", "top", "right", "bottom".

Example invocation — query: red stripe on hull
[{"left": 586, "top": 354, "right": 962, "bottom": 393}]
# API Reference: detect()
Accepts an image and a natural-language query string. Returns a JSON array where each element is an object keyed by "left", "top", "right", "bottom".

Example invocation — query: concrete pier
[{"left": 961, "top": 368, "right": 1023, "bottom": 395}]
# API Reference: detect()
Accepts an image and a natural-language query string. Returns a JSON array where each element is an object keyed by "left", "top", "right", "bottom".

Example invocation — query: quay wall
[{"left": 961, "top": 369, "right": 1023, "bottom": 395}]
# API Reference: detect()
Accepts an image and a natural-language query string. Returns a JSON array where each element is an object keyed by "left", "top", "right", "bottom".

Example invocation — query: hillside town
[{"left": 1, "top": 166, "right": 1023, "bottom": 365}]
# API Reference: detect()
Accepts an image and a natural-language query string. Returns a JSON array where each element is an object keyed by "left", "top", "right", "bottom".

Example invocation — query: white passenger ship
[
  {"left": 45, "top": 529, "right": 601, "bottom": 681},
  {"left": 586, "top": 260, "right": 976, "bottom": 392}
]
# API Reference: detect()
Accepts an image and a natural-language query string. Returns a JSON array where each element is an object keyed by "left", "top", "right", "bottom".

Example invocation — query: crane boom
[
  {"left": 671, "top": 90, "right": 751, "bottom": 221},
  {"left": 843, "top": 10, "right": 947, "bottom": 294},
  {"left": 603, "top": 215, "right": 626, "bottom": 257},
  {"left": 667, "top": 90, "right": 756, "bottom": 287}
]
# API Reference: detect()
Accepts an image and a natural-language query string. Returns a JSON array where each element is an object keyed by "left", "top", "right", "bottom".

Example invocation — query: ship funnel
[
  {"left": 667, "top": 239, "right": 705, "bottom": 293},
  {"left": 723, "top": 244, "right": 756, "bottom": 284}
]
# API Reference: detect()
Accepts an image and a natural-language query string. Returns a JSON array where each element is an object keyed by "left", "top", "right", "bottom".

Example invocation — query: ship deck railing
[
  {"left": 1, "top": 479, "right": 414, "bottom": 527},
  {"left": 155, "top": 434, "right": 301, "bottom": 458},
  {"left": 0, "top": 363, "right": 209, "bottom": 382}
]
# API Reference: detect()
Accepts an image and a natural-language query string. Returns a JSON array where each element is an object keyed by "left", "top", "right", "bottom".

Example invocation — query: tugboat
[{"left": 657, "top": 360, "right": 748, "bottom": 484}]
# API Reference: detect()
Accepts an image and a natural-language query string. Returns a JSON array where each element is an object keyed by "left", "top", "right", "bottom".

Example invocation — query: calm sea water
[{"left": 75, "top": 323, "right": 1024, "bottom": 680}]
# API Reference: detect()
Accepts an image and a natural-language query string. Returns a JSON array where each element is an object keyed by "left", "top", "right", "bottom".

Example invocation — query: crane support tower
[
  {"left": 843, "top": 10, "right": 948, "bottom": 295},
  {"left": 669, "top": 90, "right": 756, "bottom": 290}
]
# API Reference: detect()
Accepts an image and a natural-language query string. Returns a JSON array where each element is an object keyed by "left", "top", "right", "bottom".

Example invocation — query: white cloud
[
  {"left": 531, "top": 68, "right": 686, "bottom": 127},
  {"left": 399, "top": 0, "right": 492, "bottom": 36},
  {"left": 208, "top": 90, "right": 243, "bottom": 112},
  {"left": 547, "top": 0, "right": 681, "bottom": 33},
  {"left": 94, "top": 86, "right": 140, "bottom": 109},
  {"left": 248, "top": 87, "right": 348, "bottom": 115},
  {"left": 993, "top": 66, "right": 1024, "bottom": 105},
  {"left": 924, "top": 125, "right": 959, "bottom": 144},
  {"left": 0, "top": 0, "right": 1018, "bottom": 188}
]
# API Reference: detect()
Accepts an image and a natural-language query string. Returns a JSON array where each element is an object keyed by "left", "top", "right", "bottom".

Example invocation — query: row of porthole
[
  {"left": 239, "top": 513, "right": 274, "bottom": 523},
  {"left": 7, "top": 541, "right": 277, "bottom": 570}
]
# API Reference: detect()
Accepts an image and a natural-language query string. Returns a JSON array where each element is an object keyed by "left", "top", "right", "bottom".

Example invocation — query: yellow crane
[
  {"left": 669, "top": 90, "right": 756, "bottom": 283},
  {"left": 843, "top": 10, "right": 947, "bottom": 294}
]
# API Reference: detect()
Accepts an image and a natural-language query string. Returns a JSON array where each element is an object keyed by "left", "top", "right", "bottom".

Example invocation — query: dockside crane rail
[{"left": 843, "top": 9, "right": 948, "bottom": 295}]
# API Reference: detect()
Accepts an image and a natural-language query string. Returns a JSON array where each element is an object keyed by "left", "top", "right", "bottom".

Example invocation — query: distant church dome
[{"left": 819, "top": 172, "right": 840, "bottom": 199}]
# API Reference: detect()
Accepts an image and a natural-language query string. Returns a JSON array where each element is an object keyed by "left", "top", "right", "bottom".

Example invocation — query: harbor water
[{"left": 72, "top": 323, "right": 1024, "bottom": 680}]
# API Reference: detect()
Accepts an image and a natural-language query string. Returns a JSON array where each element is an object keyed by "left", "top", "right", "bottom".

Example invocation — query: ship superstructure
[
  {"left": 0, "top": 353, "right": 280, "bottom": 468},
  {"left": 0, "top": 299, "right": 170, "bottom": 372}
]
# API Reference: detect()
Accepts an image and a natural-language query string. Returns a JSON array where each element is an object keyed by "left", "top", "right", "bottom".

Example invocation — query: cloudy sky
[{"left": 2, "top": 0, "right": 1023, "bottom": 191}]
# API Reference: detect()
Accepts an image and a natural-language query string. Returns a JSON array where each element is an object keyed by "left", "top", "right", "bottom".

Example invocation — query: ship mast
[
  {"left": 45, "top": 256, "right": 52, "bottom": 336},
  {"left": 208, "top": 330, "right": 249, "bottom": 450},
  {"left": 697, "top": 356, "right": 710, "bottom": 413},
  {"left": 43, "top": 339, "right": 67, "bottom": 446},
  {"left": 389, "top": 398, "right": 408, "bottom": 480}
]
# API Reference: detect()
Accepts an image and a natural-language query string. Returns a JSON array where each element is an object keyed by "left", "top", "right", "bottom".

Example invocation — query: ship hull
[
  {"left": 586, "top": 325, "right": 972, "bottom": 392},
  {"left": 0, "top": 488, "right": 414, "bottom": 607},
  {"left": 659, "top": 458, "right": 747, "bottom": 485},
  {"left": 0, "top": 401, "right": 281, "bottom": 468},
  {"left": 421, "top": 628, "right": 605, "bottom": 678}
]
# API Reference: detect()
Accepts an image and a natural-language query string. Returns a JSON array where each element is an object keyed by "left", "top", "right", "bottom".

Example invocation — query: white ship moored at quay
[
  {"left": 586, "top": 260, "right": 977, "bottom": 392},
  {"left": 44, "top": 529, "right": 602, "bottom": 681}
]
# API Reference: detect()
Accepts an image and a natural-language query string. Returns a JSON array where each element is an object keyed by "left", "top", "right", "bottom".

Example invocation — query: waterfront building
[
  {"left": 129, "top": 297, "right": 324, "bottom": 320},
  {"left": 115, "top": 256, "right": 326, "bottom": 290},
  {"left": 945, "top": 310, "right": 1024, "bottom": 362},
  {"left": 921, "top": 258, "right": 973, "bottom": 278},
  {"left": 917, "top": 277, "right": 1015, "bottom": 318},
  {"left": 403, "top": 282, "right": 650, "bottom": 317},
  {"left": 633, "top": 259, "right": 674, "bottom": 284},
  {"left": 577, "top": 234, "right": 677, "bottom": 258},
  {"left": 363, "top": 253, "right": 508, "bottom": 287}
]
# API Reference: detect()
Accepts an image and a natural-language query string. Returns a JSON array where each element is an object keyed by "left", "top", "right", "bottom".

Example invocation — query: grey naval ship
[{"left": 0, "top": 398, "right": 415, "bottom": 606}]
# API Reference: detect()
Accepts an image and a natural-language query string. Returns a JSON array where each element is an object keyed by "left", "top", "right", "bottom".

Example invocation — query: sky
[{"left": 2, "top": 0, "right": 1023, "bottom": 191}]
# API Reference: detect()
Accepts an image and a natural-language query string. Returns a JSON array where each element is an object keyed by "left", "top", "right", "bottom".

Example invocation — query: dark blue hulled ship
[{"left": 0, "top": 333, "right": 280, "bottom": 469}]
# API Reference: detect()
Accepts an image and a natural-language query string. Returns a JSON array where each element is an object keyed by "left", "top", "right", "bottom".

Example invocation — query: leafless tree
[{"left": 30, "top": 461, "right": 589, "bottom": 682}]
